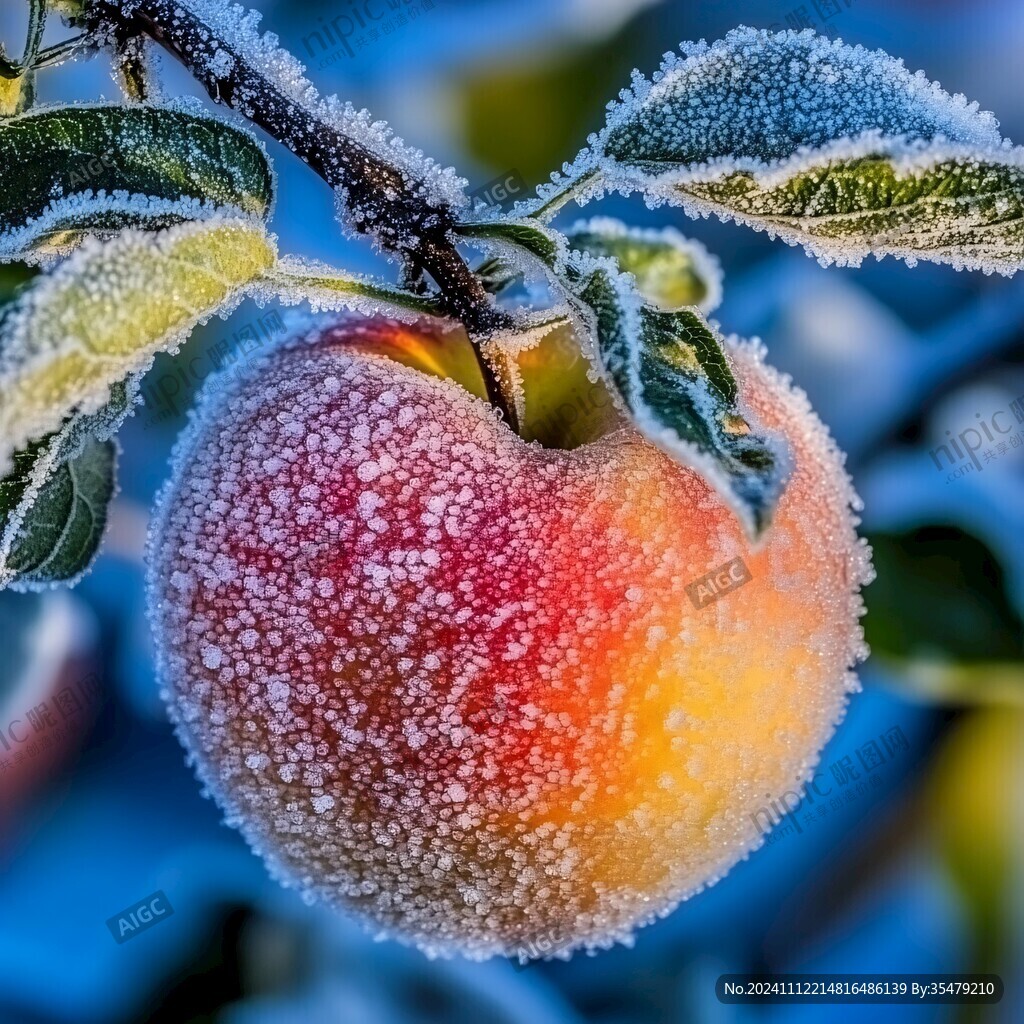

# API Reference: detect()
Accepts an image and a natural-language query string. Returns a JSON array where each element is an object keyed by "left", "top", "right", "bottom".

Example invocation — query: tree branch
[{"left": 87, "top": 0, "right": 519, "bottom": 428}]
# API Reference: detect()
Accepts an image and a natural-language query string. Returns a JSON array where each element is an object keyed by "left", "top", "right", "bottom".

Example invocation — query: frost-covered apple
[{"left": 147, "top": 317, "right": 871, "bottom": 959}]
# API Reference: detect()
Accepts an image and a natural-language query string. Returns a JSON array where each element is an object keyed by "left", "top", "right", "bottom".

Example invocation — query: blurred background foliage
[{"left": 0, "top": 0, "right": 1022, "bottom": 1022}]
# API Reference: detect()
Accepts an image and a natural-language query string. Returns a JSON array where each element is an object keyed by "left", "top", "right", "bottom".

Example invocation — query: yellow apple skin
[{"left": 147, "top": 318, "right": 872, "bottom": 960}]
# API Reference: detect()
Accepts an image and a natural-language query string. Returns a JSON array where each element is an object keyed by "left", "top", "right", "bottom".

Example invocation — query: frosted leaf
[
  {"left": 0, "top": 217, "right": 275, "bottom": 477},
  {"left": 0, "top": 376, "right": 141, "bottom": 592},
  {"left": 541, "top": 28, "right": 1023, "bottom": 272},
  {"left": 456, "top": 219, "right": 783, "bottom": 535},
  {"left": 572, "top": 260, "right": 787, "bottom": 537},
  {"left": 678, "top": 139, "right": 1024, "bottom": 274},
  {"left": 0, "top": 104, "right": 274, "bottom": 264},
  {"left": 459, "top": 218, "right": 568, "bottom": 275},
  {"left": 147, "top": 328, "right": 872, "bottom": 960},
  {"left": 458, "top": 218, "right": 572, "bottom": 306},
  {"left": 599, "top": 28, "right": 1000, "bottom": 165},
  {"left": 564, "top": 217, "right": 722, "bottom": 312}
]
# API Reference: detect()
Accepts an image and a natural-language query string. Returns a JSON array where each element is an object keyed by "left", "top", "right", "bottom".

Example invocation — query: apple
[{"left": 147, "top": 316, "right": 871, "bottom": 959}]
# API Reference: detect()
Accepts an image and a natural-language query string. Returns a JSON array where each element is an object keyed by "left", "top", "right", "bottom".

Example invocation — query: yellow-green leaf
[
  {"left": 0, "top": 217, "right": 276, "bottom": 475},
  {"left": 564, "top": 218, "right": 722, "bottom": 312},
  {"left": 549, "top": 28, "right": 1024, "bottom": 274}
]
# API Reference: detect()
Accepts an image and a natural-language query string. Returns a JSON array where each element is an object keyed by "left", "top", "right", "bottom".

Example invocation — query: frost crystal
[
  {"left": 597, "top": 27, "right": 1001, "bottom": 167},
  {"left": 0, "top": 102, "right": 275, "bottom": 264},
  {"left": 0, "top": 192, "right": 234, "bottom": 267},
  {"left": 263, "top": 256, "right": 451, "bottom": 326},
  {"left": 148, "top": 330, "right": 871, "bottom": 960},
  {"left": 0, "top": 215, "right": 452, "bottom": 478},
  {"left": 1, "top": 376, "right": 140, "bottom": 592}
]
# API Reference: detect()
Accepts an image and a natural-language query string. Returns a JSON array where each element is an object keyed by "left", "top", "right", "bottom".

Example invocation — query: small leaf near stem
[
  {"left": 0, "top": 0, "right": 46, "bottom": 78},
  {"left": 30, "top": 34, "right": 93, "bottom": 70},
  {"left": 473, "top": 255, "right": 521, "bottom": 295},
  {"left": 264, "top": 261, "right": 445, "bottom": 319}
]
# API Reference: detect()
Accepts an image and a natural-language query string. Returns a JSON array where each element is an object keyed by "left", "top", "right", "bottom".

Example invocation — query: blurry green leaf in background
[
  {"left": 930, "top": 708, "right": 1023, "bottom": 992},
  {"left": 458, "top": 14, "right": 652, "bottom": 187},
  {"left": 865, "top": 525, "right": 1024, "bottom": 704}
]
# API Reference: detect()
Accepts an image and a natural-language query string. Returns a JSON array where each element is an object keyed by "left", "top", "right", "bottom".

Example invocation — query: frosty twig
[{"left": 85, "top": 0, "right": 519, "bottom": 425}]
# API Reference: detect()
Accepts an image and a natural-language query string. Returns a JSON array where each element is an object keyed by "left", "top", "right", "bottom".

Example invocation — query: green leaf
[
  {"left": 1, "top": 438, "right": 115, "bottom": 590},
  {"left": 476, "top": 311, "right": 579, "bottom": 428},
  {"left": 548, "top": 28, "right": 1024, "bottom": 273},
  {"left": 456, "top": 218, "right": 785, "bottom": 535},
  {"left": 678, "top": 148, "right": 1024, "bottom": 274},
  {"left": 563, "top": 218, "right": 721, "bottom": 311},
  {"left": 574, "top": 264, "right": 784, "bottom": 537},
  {"left": 507, "top": 322, "right": 619, "bottom": 449},
  {"left": 0, "top": 378, "right": 138, "bottom": 591},
  {"left": 457, "top": 219, "right": 564, "bottom": 268},
  {"left": 0, "top": 217, "right": 276, "bottom": 476},
  {"left": 0, "top": 104, "right": 274, "bottom": 261}
]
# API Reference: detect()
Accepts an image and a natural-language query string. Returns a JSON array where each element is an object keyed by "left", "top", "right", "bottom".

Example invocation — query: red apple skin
[{"left": 147, "top": 318, "right": 871, "bottom": 960}]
